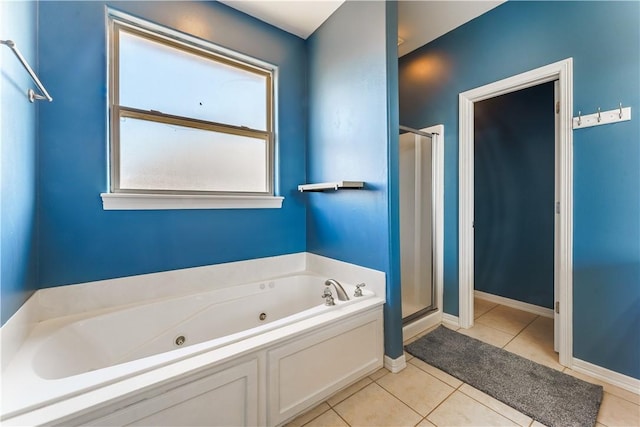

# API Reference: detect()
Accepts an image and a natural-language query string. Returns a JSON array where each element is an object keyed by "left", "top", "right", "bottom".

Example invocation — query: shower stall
[{"left": 399, "top": 126, "right": 437, "bottom": 324}]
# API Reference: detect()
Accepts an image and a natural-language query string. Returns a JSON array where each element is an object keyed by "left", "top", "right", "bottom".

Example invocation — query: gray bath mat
[{"left": 405, "top": 326, "right": 603, "bottom": 427}]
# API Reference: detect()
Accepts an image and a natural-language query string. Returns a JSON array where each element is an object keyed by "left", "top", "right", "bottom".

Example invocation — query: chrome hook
[
  {"left": 578, "top": 111, "right": 582, "bottom": 126},
  {"left": 619, "top": 103, "right": 623, "bottom": 119},
  {"left": 597, "top": 107, "right": 602, "bottom": 122}
]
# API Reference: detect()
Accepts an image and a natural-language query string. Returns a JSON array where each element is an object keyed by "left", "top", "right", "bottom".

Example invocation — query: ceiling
[{"left": 219, "top": 0, "right": 505, "bottom": 57}]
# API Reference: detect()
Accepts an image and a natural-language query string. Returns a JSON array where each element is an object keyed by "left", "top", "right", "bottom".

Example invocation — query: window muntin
[{"left": 109, "top": 20, "right": 274, "bottom": 196}]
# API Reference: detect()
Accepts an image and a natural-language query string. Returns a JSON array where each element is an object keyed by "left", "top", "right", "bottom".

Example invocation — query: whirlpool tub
[{"left": 1, "top": 255, "right": 385, "bottom": 426}]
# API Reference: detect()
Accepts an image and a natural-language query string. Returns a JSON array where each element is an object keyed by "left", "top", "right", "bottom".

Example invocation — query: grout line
[
  {"left": 413, "top": 416, "right": 426, "bottom": 427},
  {"left": 372, "top": 381, "right": 424, "bottom": 421},
  {"left": 297, "top": 403, "right": 332, "bottom": 427},
  {"left": 406, "top": 357, "right": 463, "bottom": 389},
  {"left": 501, "top": 327, "right": 522, "bottom": 349},
  {"left": 325, "top": 378, "right": 372, "bottom": 408},
  {"left": 332, "top": 408, "right": 351, "bottom": 427},
  {"left": 476, "top": 302, "right": 500, "bottom": 320},
  {"left": 422, "top": 387, "right": 458, "bottom": 425},
  {"left": 458, "top": 384, "right": 532, "bottom": 427}
]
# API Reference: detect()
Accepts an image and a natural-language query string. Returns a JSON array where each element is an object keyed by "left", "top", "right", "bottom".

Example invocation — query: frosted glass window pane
[
  {"left": 119, "top": 117, "right": 267, "bottom": 193},
  {"left": 119, "top": 31, "right": 268, "bottom": 131}
]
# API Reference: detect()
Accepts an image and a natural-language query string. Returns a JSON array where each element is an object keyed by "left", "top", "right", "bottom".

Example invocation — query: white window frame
[{"left": 101, "top": 10, "right": 283, "bottom": 210}]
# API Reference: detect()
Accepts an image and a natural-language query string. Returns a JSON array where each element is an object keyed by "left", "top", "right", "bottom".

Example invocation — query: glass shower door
[{"left": 399, "top": 131, "right": 435, "bottom": 323}]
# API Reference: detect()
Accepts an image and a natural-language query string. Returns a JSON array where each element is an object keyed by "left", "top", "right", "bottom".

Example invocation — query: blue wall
[
  {"left": 3, "top": 1, "right": 406, "bottom": 360},
  {"left": 399, "top": 1, "right": 639, "bottom": 378},
  {"left": 306, "top": 1, "right": 403, "bottom": 357},
  {"left": 1, "top": 1, "right": 39, "bottom": 324},
  {"left": 474, "top": 83, "right": 555, "bottom": 309},
  {"left": 35, "top": 1, "right": 307, "bottom": 288}
]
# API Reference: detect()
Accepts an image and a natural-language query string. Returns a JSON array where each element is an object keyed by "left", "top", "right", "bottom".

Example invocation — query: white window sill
[{"left": 100, "top": 193, "right": 284, "bottom": 210}]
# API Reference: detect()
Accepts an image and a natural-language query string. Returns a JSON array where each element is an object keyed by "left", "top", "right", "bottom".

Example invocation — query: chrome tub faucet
[{"left": 324, "top": 279, "right": 350, "bottom": 301}]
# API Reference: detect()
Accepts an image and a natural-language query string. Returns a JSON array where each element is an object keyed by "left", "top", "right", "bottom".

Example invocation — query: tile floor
[{"left": 286, "top": 298, "right": 640, "bottom": 427}]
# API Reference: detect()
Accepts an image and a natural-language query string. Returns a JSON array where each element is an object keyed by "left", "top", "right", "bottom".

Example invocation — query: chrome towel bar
[{"left": 1, "top": 39, "right": 52, "bottom": 102}]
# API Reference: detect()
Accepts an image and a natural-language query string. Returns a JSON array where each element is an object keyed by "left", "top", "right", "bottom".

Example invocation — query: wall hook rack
[
  {"left": 1, "top": 39, "right": 53, "bottom": 102},
  {"left": 573, "top": 103, "right": 630, "bottom": 129}
]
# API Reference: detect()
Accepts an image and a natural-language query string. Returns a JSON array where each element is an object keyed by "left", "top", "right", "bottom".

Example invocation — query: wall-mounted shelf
[{"left": 298, "top": 181, "right": 364, "bottom": 192}]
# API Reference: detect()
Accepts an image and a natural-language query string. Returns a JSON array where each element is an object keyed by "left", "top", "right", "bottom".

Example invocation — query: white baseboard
[
  {"left": 442, "top": 312, "right": 460, "bottom": 328},
  {"left": 572, "top": 358, "right": 640, "bottom": 395},
  {"left": 384, "top": 354, "right": 407, "bottom": 373},
  {"left": 402, "top": 310, "right": 442, "bottom": 341},
  {"left": 474, "top": 290, "right": 554, "bottom": 318}
]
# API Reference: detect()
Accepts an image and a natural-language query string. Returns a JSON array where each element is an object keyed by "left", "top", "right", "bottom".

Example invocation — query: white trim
[
  {"left": 458, "top": 58, "right": 573, "bottom": 367},
  {"left": 107, "top": 7, "right": 276, "bottom": 73},
  {"left": 441, "top": 313, "right": 460, "bottom": 328},
  {"left": 572, "top": 358, "right": 640, "bottom": 395},
  {"left": 474, "top": 290, "right": 554, "bottom": 319},
  {"left": 402, "top": 309, "right": 442, "bottom": 342},
  {"left": 101, "top": 193, "right": 284, "bottom": 210},
  {"left": 384, "top": 354, "right": 407, "bottom": 373}
]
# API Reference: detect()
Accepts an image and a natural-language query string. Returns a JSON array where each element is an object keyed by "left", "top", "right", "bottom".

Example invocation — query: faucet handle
[
  {"left": 322, "top": 286, "right": 335, "bottom": 306},
  {"left": 354, "top": 283, "right": 366, "bottom": 297}
]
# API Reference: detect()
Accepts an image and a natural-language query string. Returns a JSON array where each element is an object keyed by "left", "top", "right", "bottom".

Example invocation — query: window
[{"left": 102, "top": 12, "right": 282, "bottom": 210}]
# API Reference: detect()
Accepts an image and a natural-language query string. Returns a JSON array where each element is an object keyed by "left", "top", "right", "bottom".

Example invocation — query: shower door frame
[{"left": 400, "top": 125, "right": 444, "bottom": 328}]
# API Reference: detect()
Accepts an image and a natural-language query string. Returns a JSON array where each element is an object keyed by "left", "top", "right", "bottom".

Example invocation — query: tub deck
[{"left": 1, "top": 263, "right": 385, "bottom": 426}]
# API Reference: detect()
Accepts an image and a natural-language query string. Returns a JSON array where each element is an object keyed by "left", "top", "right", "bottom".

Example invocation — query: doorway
[
  {"left": 474, "top": 82, "right": 555, "bottom": 322},
  {"left": 458, "top": 59, "right": 574, "bottom": 367}
]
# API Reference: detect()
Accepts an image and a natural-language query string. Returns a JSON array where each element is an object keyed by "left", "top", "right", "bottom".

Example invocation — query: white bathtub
[{"left": 1, "top": 261, "right": 385, "bottom": 426}]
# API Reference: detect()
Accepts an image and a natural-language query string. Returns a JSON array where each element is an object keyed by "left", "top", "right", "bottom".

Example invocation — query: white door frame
[{"left": 458, "top": 58, "right": 573, "bottom": 367}]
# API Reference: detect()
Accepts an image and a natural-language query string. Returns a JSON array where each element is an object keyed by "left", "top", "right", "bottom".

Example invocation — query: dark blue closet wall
[{"left": 474, "top": 82, "right": 555, "bottom": 309}]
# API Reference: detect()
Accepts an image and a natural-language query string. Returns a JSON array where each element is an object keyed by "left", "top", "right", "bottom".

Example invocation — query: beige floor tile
[
  {"left": 326, "top": 377, "right": 372, "bottom": 407},
  {"left": 520, "top": 316, "right": 554, "bottom": 343},
  {"left": 457, "top": 322, "right": 515, "bottom": 348},
  {"left": 459, "top": 384, "right": 532, "bottom": 426},
  {"left": 405, "top": 350, "right": 415, "bottom": 362},
  {"left": 475, "top": 297, "right": 499, "bottom": 318},
  {"left": 304, "top": 409, "right": 349, "bottom": 427},
  {"left": 563, "top": 368, "right": 640, "bottom": 405},
  {"left": 369, "top": 367, "right": 390, "bottom": 382},
  {"left": 476, "top": 305, "right": 537, "bottom": 336},
  {"left": 333, "top": 382, "right": 422, "bottom": 427},
  {"left": 596, "top": 392, "right": 640, "bottom": 427},
  {"left": 442, "top": 322, "right": 460, "bottom": 331},
  {"left": 427, "top": 391, "right": 519, "bottom": 426},
  {"left": 416, "top": 418, "right": 436, "bottom": 427},
  {"left": 503, "top": 330, "right": 563, "bottom": 371},
  {"left": 285, "top": 402, "right": 331, "bottom": 427},
  {"left": 409, "top": 357, "right": 463, "bottom": 388},
  {"left": 376, "top": 363, "right": 454, "bottom": 416}
]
